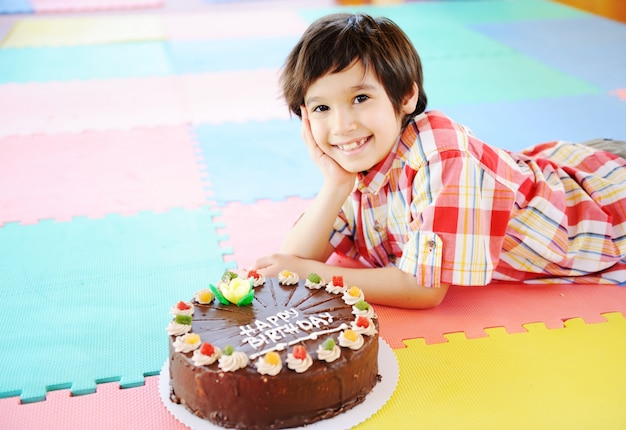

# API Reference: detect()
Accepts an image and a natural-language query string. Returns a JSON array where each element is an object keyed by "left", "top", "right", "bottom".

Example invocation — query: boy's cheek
[{"left": 309, "top": 124, "right": 326, "bottom": 147}]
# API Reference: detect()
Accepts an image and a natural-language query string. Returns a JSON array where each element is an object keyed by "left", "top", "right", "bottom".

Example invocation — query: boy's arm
[
  {"left": 252, "top": 254, "right": 449, "bottom": 309},
  {"left": 279, "top": 107, "right": 356, "bottom": 261},
  {"left": 279, "top": 180, "right": 352, "bottom": 261}
]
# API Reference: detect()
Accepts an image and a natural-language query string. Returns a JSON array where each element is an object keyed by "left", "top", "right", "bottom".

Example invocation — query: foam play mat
[{"left": 0, "top": 0, "right": 625, "bottom": 428}]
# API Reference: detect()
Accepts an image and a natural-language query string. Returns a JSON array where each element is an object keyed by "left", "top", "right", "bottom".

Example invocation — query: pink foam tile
[
  {"left": 375, "top": 283, "right": 626, "bottom": 348},
  {"left": 0, "top": 77, "right": 187, "bottom": 138},
  {"left": 163, "top": 9, "right": 309, "bottom": 41},
  {"left": 611, "top": 88, "right": 626, "bottom": 100},
  {"left": 30, "top": 0, "right": 163, "bottom": 12},
  {"left": 215, "top": 198, "right": 625, "bottom": 349},
  {"left": 179, "top": 69, "right": 290, "bottom": 125},
  {"left": 0, "top": 126, "right": 209, "bottom": 225},
  {"left": 215, "top": 197, "right": 312, "bottom": 269},
  {"left": 1, "top": 376, "right": 188, "bottom": 430}
]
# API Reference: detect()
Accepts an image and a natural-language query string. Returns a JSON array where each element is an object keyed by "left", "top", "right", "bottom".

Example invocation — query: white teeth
[{"left": 338, "top": 137, "right": 367, "bottom": 151}]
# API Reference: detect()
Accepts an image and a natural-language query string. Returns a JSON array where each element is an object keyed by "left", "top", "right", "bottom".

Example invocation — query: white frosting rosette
[
  {"left": 278, "top": 269, "right": 299, "bottom": 285},
  {"left": 167, "top": 321, "right": 191, "bottom": 336},
  {"left": 304, "top": 278, "right": 325, "bottom": 290},
  {"left": 192, "top": 345, "right": 222, "bottom": 366},
  {"left": 338, "top": 330, "right": 364, "bottom": 350},
  {"left": 193, "top": 289, "right": 214, "bottom": 305},
  {"left": 304, "top": 273, "right": 325, "bottom": 290},
  {"left": 169, "top": 301, "right": 194, "bottom": 316},
  {"left": 351, "top": 317, "right": 377, "bottom": 336},
  {"left": 286, "top": 352, "right": 313, "bottom": 373},
  {"left": 325, "top": 282, "right": 347, "bottom": 294},
  {"left": 255, "top": 352, "right": 282, "bottom": 376},
  {"left": 316, "top": 343, "right": 341, "bottom": 363},
  {"left": 342, "top": 287, "right": 364, "bottom": 305},
  {"left": 248, "top": 273, "right": 266, "bottom": 287},
  {"left": 218, "top": 351, "right": 249, "bottom": 372},
  {"left": 173, "top": 333, "right": 202, "bottom": 353},
  {"left": 352, "top": 304, "right": 377, "bottom": 320}
]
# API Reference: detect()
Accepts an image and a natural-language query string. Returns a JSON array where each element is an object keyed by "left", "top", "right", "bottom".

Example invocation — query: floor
[{"left": 0, "top": 0, "right": 625, "bottom": 429}]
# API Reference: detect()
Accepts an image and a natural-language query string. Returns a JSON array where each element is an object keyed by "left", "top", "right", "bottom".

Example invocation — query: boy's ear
[{"left": 401, "top": 82, "right": 419, "bottom": 115}]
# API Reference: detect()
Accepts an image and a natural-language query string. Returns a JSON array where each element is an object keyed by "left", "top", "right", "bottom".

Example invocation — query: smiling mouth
[{"left": 336, "top": 136, "right": 370, "bottom": 152}]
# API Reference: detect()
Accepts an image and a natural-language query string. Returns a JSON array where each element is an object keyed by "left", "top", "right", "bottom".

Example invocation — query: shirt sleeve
[
  {"left": 399, "top": 147, "right": 517, "bottom": 287},
  {"left": 329, "top": 202, "right": 360, "bottom": 259}
]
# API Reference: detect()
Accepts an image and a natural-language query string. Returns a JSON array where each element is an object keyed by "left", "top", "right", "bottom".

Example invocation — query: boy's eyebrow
[{"left": 305, "top": 84, "right": 378, "bottom": 106}]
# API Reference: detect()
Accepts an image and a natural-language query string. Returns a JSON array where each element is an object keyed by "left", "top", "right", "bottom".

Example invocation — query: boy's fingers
[{"left": 300, "top": 106, "right": 321, "bottom": 156}]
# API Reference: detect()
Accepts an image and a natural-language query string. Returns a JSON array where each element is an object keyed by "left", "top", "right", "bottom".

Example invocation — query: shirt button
[
  {"left": 374, "top": 222, "right": 385, "bottom": 232},
  {"left": 388, "top": 254, "right": 397, "bottom": 263}
]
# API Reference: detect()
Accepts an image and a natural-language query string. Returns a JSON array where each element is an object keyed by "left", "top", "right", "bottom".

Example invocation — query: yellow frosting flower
[{"left": 220, "top": 277, "right": 253, "bottom": 305}]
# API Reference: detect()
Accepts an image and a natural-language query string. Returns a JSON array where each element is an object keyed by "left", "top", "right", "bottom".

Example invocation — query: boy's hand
[
  {"left": 251, "top": 253, "right": 314, "bottom": 279},
  {"left": 301, "top": 107, "right": 356, "bottom": 190}
]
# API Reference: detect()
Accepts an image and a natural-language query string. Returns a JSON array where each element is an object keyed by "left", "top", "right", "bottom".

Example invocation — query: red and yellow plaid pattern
[{"left": 330, "top": 111, "right": 626, "bottom": 286}]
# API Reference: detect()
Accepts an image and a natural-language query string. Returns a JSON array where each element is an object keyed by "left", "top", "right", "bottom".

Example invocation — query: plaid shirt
[{"left": 330, "top": 110, "right": 626, "bottom": 286}]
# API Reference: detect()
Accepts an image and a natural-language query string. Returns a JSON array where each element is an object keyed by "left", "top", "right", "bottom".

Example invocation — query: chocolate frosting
[{"left": 169, "top": 277, "right": 380, "bottom": 429}]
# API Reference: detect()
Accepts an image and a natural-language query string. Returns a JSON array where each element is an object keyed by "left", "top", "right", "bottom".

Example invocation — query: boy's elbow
[{"left": 404, "top": 283, "right": 450, "bottom": 309}]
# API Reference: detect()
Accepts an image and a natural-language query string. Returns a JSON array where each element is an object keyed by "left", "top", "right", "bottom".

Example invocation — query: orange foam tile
[
  {"left": 0, "top": 126, "right": 209, "bottom": 225},
  {"left": 375, "top": 283, "right": 625, "bottom": 347}
]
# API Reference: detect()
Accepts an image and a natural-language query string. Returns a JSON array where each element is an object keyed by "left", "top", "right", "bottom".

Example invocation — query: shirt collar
[{"left": 355, "top": 120, "right": 418, "bottom": 194}]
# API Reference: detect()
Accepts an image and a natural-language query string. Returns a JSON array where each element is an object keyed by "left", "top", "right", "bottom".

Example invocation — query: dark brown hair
[{"left": 280, "top": 13, "right": 427, "bottom": 127}]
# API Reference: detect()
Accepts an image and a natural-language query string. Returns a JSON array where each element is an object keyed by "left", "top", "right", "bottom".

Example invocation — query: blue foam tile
[
  {"left": 0, "top": 207, "right": 229, "bottom": 288},
  {"left": 296, "top": 0, "right": 586, "bottom": 27},
  {"left": 194, "top": 119, "right": 322, "bottom": 204},
  {"left": 470, "top": 17, "right": 626, "bottom": 91},
  {"left": 164, "top": 37, "right": 298, "bottom": 74},
  {"left": 434, "top": 93, "right": 626, "bottom": 153},
  {"left": 0, "top": 0, "right": 32, "bottom": 14},
  {"left": 0, "top": 208, "right": 235, "bottom": 402},
  {"left": 0, "top": 42, "right": 172, "bottom": 83}
]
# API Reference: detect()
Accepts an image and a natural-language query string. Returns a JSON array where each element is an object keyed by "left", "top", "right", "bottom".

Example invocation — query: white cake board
[{"left": 159, "top": 338, "right": 399, "bottom": 430}]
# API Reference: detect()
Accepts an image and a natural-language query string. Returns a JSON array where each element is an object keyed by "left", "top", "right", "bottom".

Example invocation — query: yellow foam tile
[
  {"left": 356, "top": 312, "right": 625, "bottom": 429},
  {"left": 1, "top": 15, "right": 164, "bottom": 47}
]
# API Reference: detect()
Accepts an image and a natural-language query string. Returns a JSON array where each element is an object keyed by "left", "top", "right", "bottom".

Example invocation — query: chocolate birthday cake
[{"left": 167, "top": 269, "right": 380, "bottom": 429}]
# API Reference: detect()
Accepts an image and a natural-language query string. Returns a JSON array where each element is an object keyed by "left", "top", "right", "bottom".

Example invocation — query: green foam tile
[{"left": 425, "top": 54, "right": 599, "bottom": 106}]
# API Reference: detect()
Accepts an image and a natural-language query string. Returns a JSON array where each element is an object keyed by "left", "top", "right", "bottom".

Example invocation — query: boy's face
[{"left": 303, "top": 61, "right": 416, "bottom": 174}]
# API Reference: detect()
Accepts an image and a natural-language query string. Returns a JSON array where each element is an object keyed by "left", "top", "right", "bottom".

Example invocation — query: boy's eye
[
  {"left": 312, "top": 105, "right": 329, "bottom": 113},
  {"left": 354, "top": 94, "right": 369, "bottom": 104}
]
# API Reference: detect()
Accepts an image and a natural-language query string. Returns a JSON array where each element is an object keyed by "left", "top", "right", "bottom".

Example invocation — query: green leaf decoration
[
  {"left": 209, "top": 284, "right": 230, "bottom": 305},
  {"left": 236, "top": 289, "right": 255, "bottom": 306}
]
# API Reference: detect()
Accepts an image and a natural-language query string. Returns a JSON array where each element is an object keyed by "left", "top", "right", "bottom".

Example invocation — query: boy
[{"left": 252, "top": 13, "right": 626, "bottom": 308}]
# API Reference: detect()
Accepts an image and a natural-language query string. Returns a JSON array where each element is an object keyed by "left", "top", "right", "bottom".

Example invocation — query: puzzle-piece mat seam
[{"left": 1, "top": 312, "right": 623, "bottom": 429}]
